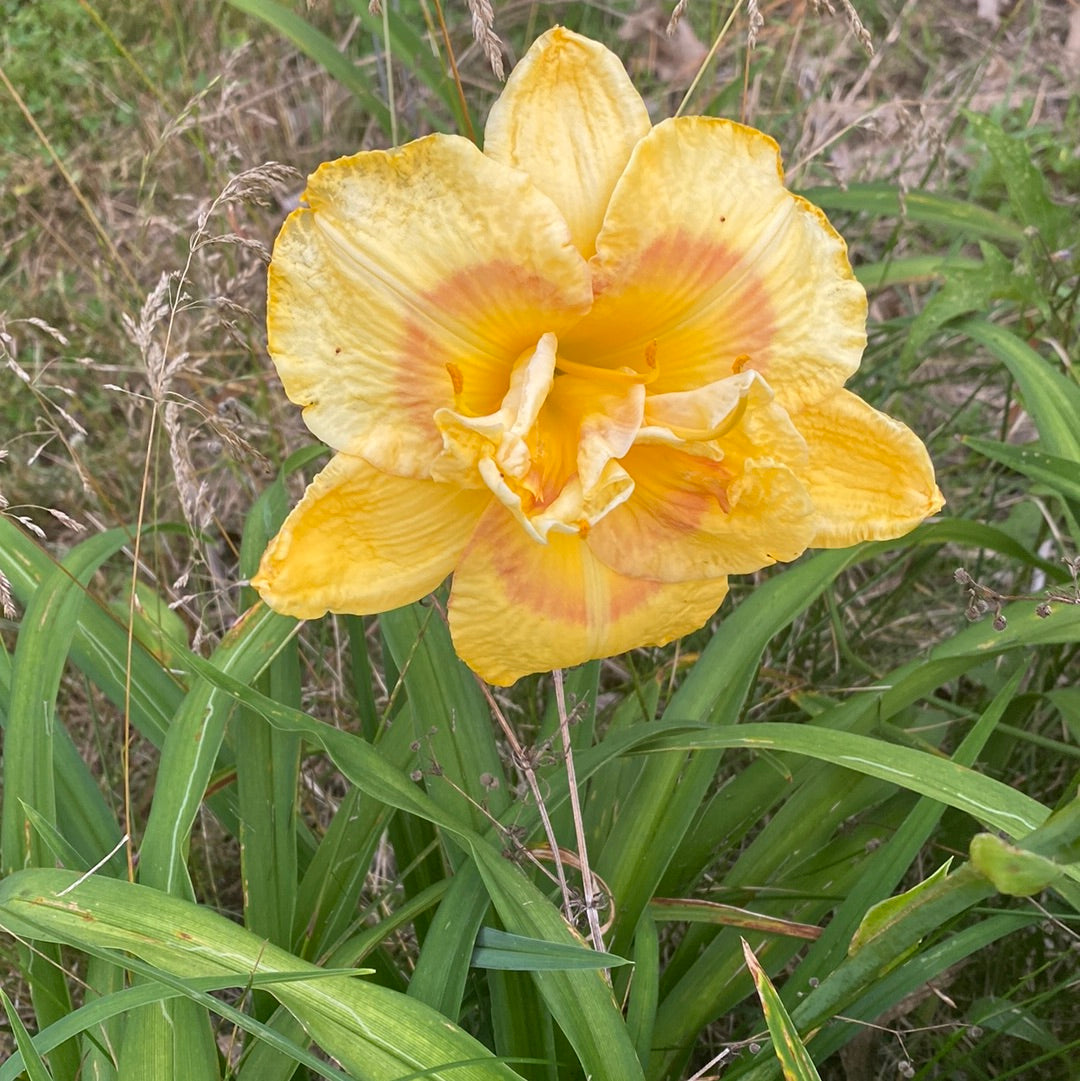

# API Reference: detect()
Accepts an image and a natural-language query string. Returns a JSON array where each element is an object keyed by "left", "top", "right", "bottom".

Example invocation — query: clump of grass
[{"left": 2, "top": 2, "right": 1078, "bottom": 1078}]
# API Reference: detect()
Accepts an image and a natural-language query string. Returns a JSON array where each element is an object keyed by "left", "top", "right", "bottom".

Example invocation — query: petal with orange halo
[
  {"left": 253, "top": 453, "right": 490, "bottom": 619},
  {"left": 484, "top": 26, "right": 651, "bottom": 261},
  {"left": 268, "top": 134, "right": 592, "bottom": 478},
  {"left": 792, "top": 389, "right": 946, "bottom": 548},
  {"left": 448, "top": 503, "right": 730, "bottom": 686},
  {"left": 562, "top": 118, "right": 866, "bottom": 409},
  {"left": 588, "top": 444, "right": 815, "bottom": 583}
]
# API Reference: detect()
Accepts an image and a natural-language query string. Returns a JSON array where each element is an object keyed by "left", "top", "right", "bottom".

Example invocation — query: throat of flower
[
  {"left": 554, "top": 340, "right": 660, "bottom": 387},
  {"left": 432, "top": 333, "right": 642, "bottom": 544}
]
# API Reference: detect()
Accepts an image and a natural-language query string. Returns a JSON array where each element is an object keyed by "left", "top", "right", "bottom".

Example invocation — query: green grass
[{"left": 2, "top": 1, "right": 1079, "bottom": 1078}]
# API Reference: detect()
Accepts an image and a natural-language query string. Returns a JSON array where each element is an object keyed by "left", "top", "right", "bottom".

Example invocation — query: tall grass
[{"left": 2, "top": 2, "right": 1078, "bottom": 1078}]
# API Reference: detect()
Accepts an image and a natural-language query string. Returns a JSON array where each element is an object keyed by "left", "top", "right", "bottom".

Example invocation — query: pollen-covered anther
[{"left": 732, "top": 353, "right": 751, "bottom": 374}]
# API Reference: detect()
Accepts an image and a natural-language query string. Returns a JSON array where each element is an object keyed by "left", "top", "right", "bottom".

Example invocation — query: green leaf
[
  {"left": 625, "top": 913, "right": 658, "bottom": 1064},
  {"left": 0, "top": 986, "right": 54, "bottom": 1081},
  {"left": 795, "top": 183, "right": 1025, "bottom": 243},
  {"left": 0, "top": 516, "right": 187, "bottom": 754},
  {"left": 968, "top": 996, "right": 1063, "bottom": 1052},
  {"left": 637, "top": 722, "right": 1053, "bottom": 844},
  {"left": 963, "top": 111, "right": 1072, "bottom": 239},
  {"left": 225, "top": 0, "right": 391, "bottom": 132},
  {"left": 116, "top": 998, "right": 220, "bottom": 1081},
  {"left": 472, "top": 928, "right": 630, "bottom": 972},
  {"left": 901, "top": 244, "right": 1019, "bottom": 367},
  {"left": 848, "top": 860, "right": 953, "bottom": 955},
  {"left": 969, "top": 833, "right": 1065, "bottom": 896},
  {"left": 2, "top": 525, "right": 136, "bottom": 876},
  {"left": 597, "top": 547, "right": 868, "bottom": 955},
  {"left": 0, "top": 965, "right": 390, "bottom": 1081},
  {"left": 963, "top": 436, "right": 1080, "bottom": 505},
  {"left": 0, "top": 869, "right": 527, "bottom": 1081},
  {"left": 741, "top": 940, "right": 821, "bottom": 1080},
  {"left": 855, "top": 253, "right": 983, "bottom": 291},
  {"left": 170, "top": 645, "right": 647, "bottom": 1081},
  {"left": 958, "top": 318, "right": 1080, "bottom": 461},
  {"left": 137, "top": 601, "right": 297, "bottom": 899}
]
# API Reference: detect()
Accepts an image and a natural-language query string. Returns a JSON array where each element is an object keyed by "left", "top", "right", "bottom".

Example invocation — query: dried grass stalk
[{"left": 467, "top": 0, "right": 505, "bottom": 79}]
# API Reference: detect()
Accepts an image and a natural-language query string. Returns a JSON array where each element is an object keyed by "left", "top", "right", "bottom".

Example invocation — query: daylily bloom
[{"left": 253, "top": 27, "right": 944, "bottom": 686}]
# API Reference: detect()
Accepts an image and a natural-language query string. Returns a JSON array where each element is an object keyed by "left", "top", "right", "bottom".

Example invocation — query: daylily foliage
[{"left": 253, "top": 27, "right": 943, "bottom": 685}]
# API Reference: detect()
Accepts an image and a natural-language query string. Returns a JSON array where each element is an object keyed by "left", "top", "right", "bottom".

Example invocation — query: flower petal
[
  {"left": 483, "top": 27, "right": 651, "bottom": 260},
  {"left": 448, "top": 505, "right": 729, "bottom": 685},
  {"left": 268, "top": 134, "right": 592, "bottom": 477},
  {"left": 253, "top": 454, "right": 490, "bottom": 618},
  {"left": 792, "top": 389, "right": 945, "bottom": 547},
  {"left": 562, "top": 118, "right": 866, "bottom": 410},
  {"left": 588, "top": 445, "right": 815, "bottom": 582}
]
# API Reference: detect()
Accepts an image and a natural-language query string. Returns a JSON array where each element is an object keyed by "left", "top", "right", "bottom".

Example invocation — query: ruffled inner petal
[
  {"left": 252, "top": 453, "right": 489, "bottom": 618},
  {"left": 433, "top": 336, "right": 646, "bottom": 542},
  {"left": 587, "top": 370, "right": 816, "bottom": 580},
  {"left": 448, "top": 503, "right": 730, "bottom": 685},
  {"left": 589, "top": 445, "right": 815, "bottom": 582}
]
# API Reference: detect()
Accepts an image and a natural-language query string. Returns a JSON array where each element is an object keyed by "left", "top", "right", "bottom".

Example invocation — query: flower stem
[{"left": 554, "top": 669, "right": 605, "bottom": 953}]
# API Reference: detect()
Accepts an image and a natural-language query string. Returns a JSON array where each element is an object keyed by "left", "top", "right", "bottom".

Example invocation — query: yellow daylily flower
[{"left": 253, "top": 27, "right": 944, "bottom": 686}]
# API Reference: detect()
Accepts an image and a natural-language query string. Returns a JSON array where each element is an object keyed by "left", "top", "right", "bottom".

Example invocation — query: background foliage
[{"left": 1, "top": 1, "right": 1078, "bottom": 1079}]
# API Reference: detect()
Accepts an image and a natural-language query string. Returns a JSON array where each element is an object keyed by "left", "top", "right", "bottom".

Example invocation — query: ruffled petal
[
  {"left": 792, "top": 389, "right": 945, "bottom": 547},
  {"left": 483, "top": 27, "right": 651, "bottom": 260},
  {"left": 448, "top": 504, "right": 730, "bottom": 685},
  {"left": 268, "top": 134, "right": 592, "bottom": 476},
  {"left": 562, "top": 118, "right": 866, "bottom": 409},
  {"left": 252, "top": 454, "right": 490, "bottom": 618},
  {"left": 588, "top": 445, "right": 815, "bottom": 582}
]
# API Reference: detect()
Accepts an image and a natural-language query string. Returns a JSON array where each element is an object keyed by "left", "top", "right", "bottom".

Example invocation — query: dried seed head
[
  {"left": 992, "top": 612, "right": 1007, "bottom": 631},
  {"left": 467, "top": 0, "right": 505, "bottom": 80},
  {"left": 747, "top": 0, "right": 764, "bottom": 47}
]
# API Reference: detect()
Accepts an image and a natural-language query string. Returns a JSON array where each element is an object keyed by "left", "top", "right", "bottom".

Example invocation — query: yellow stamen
[
  {"left": 446, "top": 362, "right": 464, "bottom": 396},
  {"left": 555, "top": 354, "right": 658, "bottom": 385}
]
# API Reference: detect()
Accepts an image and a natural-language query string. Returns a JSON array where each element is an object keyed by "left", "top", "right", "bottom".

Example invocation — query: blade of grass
[
  {"left": 635, "top": 722, "right": 1053, "bottom": 843},
  {"left": 963, "top": 436, "right": 1080, "bottom": 510},
  {"left": 794, "top": 184, "right": 1026, "bottom": 244},
  {"left": 0, "top": 986, "right": 54, "bottom": 1081},
  {"left": 471, "top": 928, "right": 629, "bottom": 971},
  {"left": 237, "top": 474, "right": 304, "bottom": 952},
  {"left": 381, "top": 603, "right": 510, "bottom": 832},
  {"left": 0, "top": 868, "right": 528, "bottom": 1081},
  {"left": 730, "top": 794, "right": 1080, "bottom": 1079},
  {"left": 626, "top": 912, "right": 660, "bottom": 1064},
  {"left": 741, "top": 940, "right": 821, "bottom": 1081},
  {"left": 0, "top": 516, "right": 187, "bottom": 752},
  {"left": 1, "top": 525, "right": 151, "bottom": 1081},
  {"left": 958, "top": 317, "right": 1080, "bottom": 461},
  {"left": 136, "top": 601, "right": 296, "bottom": 898},
  {"left": 596, "top": 546, "right": 868, "bottom": 955},
  {"left": 171, "top": 647, "right": 647, "bottom": 1081},
  {"left": 225, "top": 0, "right": 392, "bottom": 133},
  {"left": 783, "top": 663, "right": 1030, "bottom": 998}
]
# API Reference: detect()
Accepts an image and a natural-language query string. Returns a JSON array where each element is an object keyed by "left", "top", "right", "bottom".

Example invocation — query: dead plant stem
[{"left": 554, "top": 669, "right": 605, "bottom": 953}]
